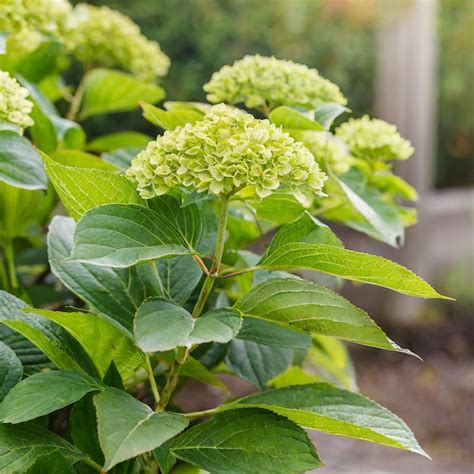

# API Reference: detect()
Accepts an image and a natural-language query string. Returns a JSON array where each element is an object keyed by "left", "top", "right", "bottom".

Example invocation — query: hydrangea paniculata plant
[
  {"left": 336, "top": 115, "right": 414, "bottom": 164},
  {"left": 0, "top": 71, "right": 34, "bottom": 132},
  {"left": 66, "top": 3, "right": 170, "bottom": 81},
  {"left": 204, "top": 55, "right": 346, "bottom": 112},
  {"left": 127, "top": 104, "right": 326, "bottom": 200}
]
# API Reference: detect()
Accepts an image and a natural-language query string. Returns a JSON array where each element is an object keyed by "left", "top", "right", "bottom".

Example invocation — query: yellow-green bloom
[
  {"left": 204, "top": 55, "right": 346, "bottom": 112},
  {"left": 336, "top": 115, "right": 414, "bottom": 162},
  {"left": 127, "top": 104, "right": 326, "bottom": 201},
  {"left": 0, "top": 0, "right": 71, "bottom": 57},
  {"left": 66, "top": 4, "right": 170, "bottom": 82},
  {"left": 291, "top": 131, "right": 352, "bottom": 176},
  {"left": 0, "top": 71, "right": 34, "bottom": 131}
]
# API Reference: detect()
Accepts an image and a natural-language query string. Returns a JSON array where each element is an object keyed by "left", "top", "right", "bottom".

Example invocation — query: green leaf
[
  {"left": 78, "top": 69, "right": 165, "bottom": 120},
  {"left": 157, "top": 256, "right": 203, "bottom": 305},
  {"left": 102, "top": 147, "right": 142, "bottom": 169},
  {"left": 0, "top": 423, "right": 85, "bottom": 473},
  {"left": 234, "top": 278, "right": 415, "bottom": 354},
  {"left": 252, "top": 189, "right": 305, "bottom": 225},
  {"left": 70, "top": 394, "right": 104, "bottom": 468},
  {"left": 41, "top": 152, "right": 143, "bottom": 220},
  {"left": 259, "top": 243, "right": 447, "bottom": 298},
  {"left": 134, "top": 298, "right": 194, "bottom": 353},
  {"left": 0, "top": 182, "right": 44, "bottom": 240},
  {"left": 48, "top": 216, "right": 153, "bottom": 331},
  {"left": 70, "top": 204, "right": 192, "bottom": 267},
  {"left": 171, "top": 408, "right": 321, "bottom": 473},
  {"left": 178, "top": 357, "right": 228, "bottom": 392},
  {"left": 26, "top": 308, "right": 145, "bottom": 380},
  {"left": 269, "top": 106, "right": 324, "bottom": 131},
  {"left": 268, "top": 366, "right": 322, "bottom": 388},
  {"left": 188, "top": 308, "right": 241, "bottom": 345},
  {"left": 0, "top": 291, "right": 95, "bottom": 374},
  {"left": 265, "top": 212, "right": 342, "bottom": 256},
  {"left": 309, "top": 335, "right": 356, "bottom": 390},
  {"left": 0, "top": 341, "right": 22, "bottom": 401},
  {"left": 51, "top": 149, "right": 116, "bottom": 171},
  {"left": 224, "top": 318, "right": 309, "bottom": 389},
  {"left": 86, "top": 132, "right": 152, "bottom": 152},
  {"left": 313, "top": 103, "right": 347, "bottom": 129},
  {"left": 0, "top": 325, "right": 50, "bottom": 376},
  {"left": 141, "top": 102, "right": 203, "bottom": 129},
  {"left": 26, "top": 451, "right": 76, "bottom": 474},
  {"left": 228, "top": 384, "right": 428, "bottom": 457},
  {"left": 94, "top": 388, "right": 188, "bottom": 470},
  {"left": 0, "top": 370, "right": 103, "bottom": 424},
  {"left": 0, "top": 131, "right": 47, "bottom": 190}
]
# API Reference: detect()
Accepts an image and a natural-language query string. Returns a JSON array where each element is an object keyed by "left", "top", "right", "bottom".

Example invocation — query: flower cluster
[
  {"left": 204, "top": 55, "right": 347, "bottom": 112},
  {"left": 0, "top": 0, "right": 71, "bottom": 57},
  {"left": 66, "top": 4, "right": 170, "bottom": 82},
  {"left": 291, "top": 131, "right": 352, "bottom": 176},
  {"left": 336, "top": 115, "right": 414, "bottom": 162},
  {"left": 0, "top": 71, "right": 34, "bottom": 132},
  {"left": 127, "top": 104, "right": 326, "bottom": 200}
]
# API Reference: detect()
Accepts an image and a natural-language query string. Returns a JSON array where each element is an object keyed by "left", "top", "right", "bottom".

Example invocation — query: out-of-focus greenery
[
  {"left": 437, "top": 0, "right": 474, "bottom": 188},
  {"left": 81, "top": 0, "right": 376, "bottom": 118}
]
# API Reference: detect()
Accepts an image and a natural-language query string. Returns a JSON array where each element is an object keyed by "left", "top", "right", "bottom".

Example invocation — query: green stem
[
  {"left": 4, "top": 241, "right": 18, "bottom": 289},
  {"left": 184, "top": 407, "right": 220, "bottom": 420},
  {"left": 145, "top": 355, "right": 160, "bottom": 408},
  {"left": 82, "top": 457, "right": 103, "bottom": 473},
  {"left": 157, "top": 197, "right": 229, "bottom": 409},
  {"left": 192, "top": 197, "right": 228, "bottom": 318},
  {"left": 0, "top": 252, "right": 9, "bottom": 290},
  {"left": 66, "top": 73, "right": 88, "bottom": 121}
]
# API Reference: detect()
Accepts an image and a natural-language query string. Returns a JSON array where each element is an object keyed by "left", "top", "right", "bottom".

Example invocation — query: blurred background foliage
[{"left": 79, "top": 0, "right": 473, "bottom": 189}]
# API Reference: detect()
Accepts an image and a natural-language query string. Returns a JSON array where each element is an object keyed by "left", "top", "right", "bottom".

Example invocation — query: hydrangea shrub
[{"left": 0, "top": 3, "right": 450, "bottom": 474}]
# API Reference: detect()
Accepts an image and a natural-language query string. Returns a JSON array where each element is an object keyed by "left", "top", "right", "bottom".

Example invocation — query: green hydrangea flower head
[
  {"left": 66, "top": 4, "right": 170, "bottom": 82},
  {"left": 0, "top": 0, "right": 71, "bottom": 57},
  {"left": 204, "top": 55, "right": 347, "bottom": 112},
  {"left": 0, "top": 71, "right": 34, "bottom": 132},
  {"left": 127, "top": 104, "right": 326, "bottom": 201},
  {"left": 291, "top": 131, "right": 352, "bottom": 176},
  {"left": 336, "top": 115, "right": 414, "bottom": 162}
]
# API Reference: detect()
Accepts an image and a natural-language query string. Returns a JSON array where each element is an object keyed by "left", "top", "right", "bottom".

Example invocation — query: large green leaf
[
  {"left": 234, "top": 278, "right": 415, "bottom": 354},
  {"left": 0, "top": 326, "right": 50, "bottom": 377},
  {"left": 48, "top": 216, "right": 154, "bottom": 331},
  {"left": 171, "top": 408, "right": 321, "bottom": 473},
  {"left": 269, "top": 106, "right": 324, "bottom": 131},
  {"left": 0, "top": 291, "right": 95, "bottom": 374},
  {"left": 51, "top": 149, "right": 116, "bottom": 171},
  {"left": 78, "top": 69, "right": 165, "bottom": 120},
  {"left": 42, "top": 152, "right": 143, "bottom": 220},
  {"left": 94, "top": 388, "right": 188, "bottom": 470},
  {"left": 228, "top": 384, "right": 427, "bottom": 457},
  {"left": 70, "top": 204, "right": 192, "bottom": 267},
  {"left": 0, "top": 131, "right": 47, "bottom": 190},
  {"left": 134, "top": 299, "right": 194, "bottom": 353},
  {"left": 141, "top": 102, "right": 203, "bottom": 129},
  {"left": 224, "top": 318, "right": 310, "bottom": 389},
  {"left": 313, "top": 103, "right": 347, "bottom": 129},
  {"left": 189, "top": 308, "right": 241, "bottom": 345},
  {"left": 259, "top": 243, "right": 446, "bottom": 298},
  {"left": 0, "top": 341, "right": 22, "bottom": 401},
  {"left": 0, "top": 423, "right": 85, "bottom": 473},
  {"left": 156, "top": 256, "right": 203, "bottom": 305},
  {"left": 26, "top": 308, "right": 145, "bottom": 380},
  {"left": 134, "top": 299, "right": 241, "bottom": 352},
  {"left": 86, "top": 132, "right": 151, "bottom": 152},
  {"left": 252, "top": 188, "right": 305, "bottom": 225},
  {"left": 0, "top": 370, "right": 103, "bottom": 424}
]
